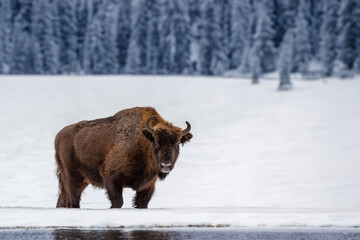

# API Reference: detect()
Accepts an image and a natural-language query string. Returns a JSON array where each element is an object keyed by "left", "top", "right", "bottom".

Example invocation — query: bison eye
[{"left": 175, "top": 143, "right": 180, "bottom": 149}]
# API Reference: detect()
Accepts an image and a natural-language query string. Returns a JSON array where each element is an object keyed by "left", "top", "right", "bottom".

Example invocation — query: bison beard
[{"left": 55, "top": 107, "right": 192, "bottom": 209}]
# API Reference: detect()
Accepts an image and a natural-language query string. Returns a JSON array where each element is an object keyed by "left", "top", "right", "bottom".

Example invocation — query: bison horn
[
  {"left": 182, "top": 121, "right": 191, "bottom": 136},
  {"left": 145, "top": 115, "right": 157, "bottom": 135}
]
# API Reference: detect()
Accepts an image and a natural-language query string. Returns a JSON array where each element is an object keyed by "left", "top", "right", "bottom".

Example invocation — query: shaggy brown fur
[{"left": 55, "top": 107, "right": 192, "bottom": 208}]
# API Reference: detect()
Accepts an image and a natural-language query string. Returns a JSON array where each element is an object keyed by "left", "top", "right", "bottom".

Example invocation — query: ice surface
[{"left": 0, "top": 75, "right": 359, "bottom": 228}]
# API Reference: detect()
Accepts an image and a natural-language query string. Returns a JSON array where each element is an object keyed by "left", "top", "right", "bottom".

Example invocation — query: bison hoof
[
  {"left": 110, "top": 203, "right": 123, "bottom": 208},
  {"left": 135, "top": 205, "right": 148, "bottom": 209}
]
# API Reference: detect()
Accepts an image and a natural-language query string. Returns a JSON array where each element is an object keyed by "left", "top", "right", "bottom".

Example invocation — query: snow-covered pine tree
[
  {"left": 92, "top": 0, "right": 103, "bottom": 12},
  {"left": 52, "top": 0, "right": 61, "bottom": 64},
  {"left": 43, "top": 1, "right": 59, "bottom": 74},
  {"left": 11, "top": 0, "right": 34, "bottom": 74},
  {"left": 32, "top": 0, "right": 59, "bottom": 74},
  {"left": 158, "top": 1, "right": 172, "bottom": 74},
  {"left": 199, "top": 0, "right": 228, "bottom": 75},
  {"left": 88, "top": 0, "right": 118, "bottom": 74},
  {"left": 189, "top": 0, "right": 202, "bottom": 74},
  {"left": 102, "top": 0, "right": 119, "bottom": 74},
  {"left": 75, "top": 0, "right": 88, "bottom": 73},
  {"left": 82, "top": 0, "right": 93, "bottom": 74},
  {"left": 209, "top": 0, "right": 230, "bottom": 75},
  {"left": 116, "top": 0, "right": 131, "bottom": 73},
  {"left": 278, "top": 29, "right": 294, "bottom": 90},
  {"left": 173, "top": 0, "right": 191, "bottom": 74},
  {"left": 125, "top": 0, "right": 150, "bottom": 74},
  {"left": 293, "top": 0, "right": 312, "bottom": 76},
  {"left": 146, "top": 0, "right": 161, "bottom": 74},
  {"left": 355, "top": 1, "right": 360, "bottom": 73},
  {"left": 57, "top": 0, "right": 78, "bottom": 74},
  {"left": 199, "top": 0, "right": 215, "bottom": 75},
  {"left": 32, "top": 36, "right": 43, "bottom": 74},
  {"left": 0, "top": 0, "right": 13, "bottom": 73},
  {"left": 319, "top": 0, "right": 338, "bottom": 77},
  {"left": 276, "top": 0, "right": 297, "bottom": 74},
  {"left": 272, "top": 0, "right": 286, "bottom": 48},
  {"left": 250, "top": 0, "right": 276, "bottom": 83},
  {"left": 250, "top": 50, "right": 261, "bottom": 84},
  {"left": 309, "top": 0, "right": 324, "bottom": 58},
  {"left": 88, "top": 17, "right": 104, "bottom": 74},
  {"left": 189, "top": 0, "right": 201, "bottom": 30},
  {"left": 240, "top": 3, "right": 257, "bottom": 74},
  {"left": 12, "top": 31, "right": 32, "bottom": 74},
  {"left": 32, "top": 0, "right": 43, "bottom": 74},
  {"left": 279, "top": 0, "right": 298, "bottom": 32},
  {"left": 356, "top": 41, "right": 360, "bottom": 74},
  {"left": 160, "top": 0, "right": 191, "bottom": 74},
  {"left": 336, "top": 0, "right": 358, "bottom": 75},
  {"left": 214, "top": 0, "right": 231, "bottom": 71},
  {"left": 231, "top": 0, "right": 253, "bottom": 71},
  {"left": 260, "top": 0, "right": 276, "bottom": 73}
]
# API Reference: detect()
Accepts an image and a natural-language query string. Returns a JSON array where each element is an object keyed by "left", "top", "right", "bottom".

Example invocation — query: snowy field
[{"left": 0, "top": 75, "right": 359, "bottom": 228}]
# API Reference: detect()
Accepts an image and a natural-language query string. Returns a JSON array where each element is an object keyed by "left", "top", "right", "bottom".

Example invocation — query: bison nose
[
  {"left": 160, "top": 163, "right": 173, "bottom": 173},
  {"left": 160, "top": 163, "right": 172, "bottom": 168}
]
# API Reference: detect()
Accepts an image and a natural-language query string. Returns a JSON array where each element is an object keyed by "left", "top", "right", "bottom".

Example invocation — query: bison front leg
[
  {"left": 133, "top": 182, "right": 155, "bottom": 209},
  {"left": 104, "top": 176, "right": 124, "bottom": 208}
]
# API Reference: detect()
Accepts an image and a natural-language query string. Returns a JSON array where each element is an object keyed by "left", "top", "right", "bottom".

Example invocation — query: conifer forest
[{"left": 0, "top": 0, "right": 359, "bottom": 79}]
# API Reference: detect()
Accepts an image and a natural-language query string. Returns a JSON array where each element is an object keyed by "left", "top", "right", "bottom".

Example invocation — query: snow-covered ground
[{"left": 0, "top": 75, "right": 359, "bottom": 228}]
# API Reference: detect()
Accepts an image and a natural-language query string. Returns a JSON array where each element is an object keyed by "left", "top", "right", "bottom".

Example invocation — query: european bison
[{"left": 55, "top": 107, "right": 192, "bottom": 208}]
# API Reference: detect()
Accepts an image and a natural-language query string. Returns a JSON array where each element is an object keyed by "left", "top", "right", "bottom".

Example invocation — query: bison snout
[
  {"left": 160, "top": 163, "right": 173, "bottom": 173},
  {"left": 160, "top": 163, "right": 172, "bottom": 168}
]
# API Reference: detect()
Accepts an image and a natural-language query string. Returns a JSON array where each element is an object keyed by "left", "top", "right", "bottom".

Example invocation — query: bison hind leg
[
  {"left": 57, "top": 179, "right": 88, "bottom": 208},
  {"left": 56, "top": 166, "right": 88, "bottom": 208},
  {"left": 66, "top": 175, "right": 88, "bottom": 208}
]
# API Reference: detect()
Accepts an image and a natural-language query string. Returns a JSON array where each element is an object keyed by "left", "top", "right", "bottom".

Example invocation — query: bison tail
[{"left": 55, "top": 152, "right": 67, "bottom": 207}]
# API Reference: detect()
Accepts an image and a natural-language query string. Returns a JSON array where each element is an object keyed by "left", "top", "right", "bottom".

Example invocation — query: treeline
[{"left": 0, "top": 0, "right": 359, "bottom": 79}]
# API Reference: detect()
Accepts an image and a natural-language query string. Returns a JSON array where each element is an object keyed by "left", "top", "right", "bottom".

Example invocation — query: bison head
[{"left": 143, "top": 115, "right": 192, "bottom": 180}]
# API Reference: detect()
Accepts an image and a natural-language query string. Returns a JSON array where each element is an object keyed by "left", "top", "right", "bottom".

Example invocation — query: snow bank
[{"left": 0, "top": 207, "right": 359, "bottom": 228}]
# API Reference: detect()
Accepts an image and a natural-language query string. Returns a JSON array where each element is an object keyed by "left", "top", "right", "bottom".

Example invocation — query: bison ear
[
  {"left": 181, "top": 132, "right": 193, "bottom": 145},
  {"left": 142, "top": 129, "right": 154, "bottom": 142}
]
